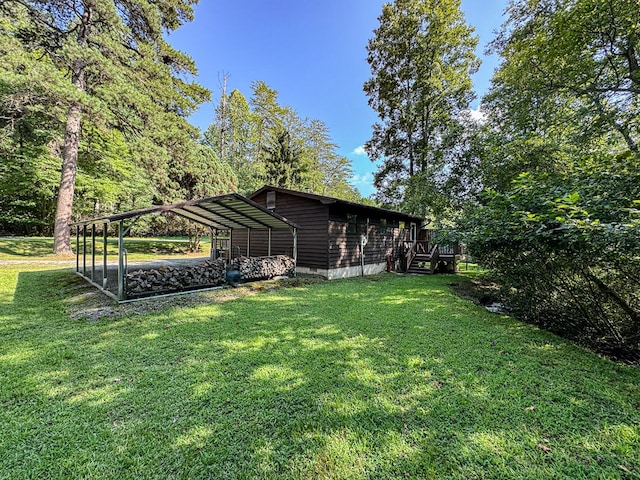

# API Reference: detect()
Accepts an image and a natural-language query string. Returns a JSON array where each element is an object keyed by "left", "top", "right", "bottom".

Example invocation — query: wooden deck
[{"left": 404, "top": 235, "right": 462, "bottom": 274}]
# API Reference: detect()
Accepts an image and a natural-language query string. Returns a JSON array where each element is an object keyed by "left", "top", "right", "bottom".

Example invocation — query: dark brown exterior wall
[
  {"left": 328, "top": 205, "right": 412, "bottom": 269},
  {"left": 231, "top": 188, "right": 418, "bottom": 273},
  {"left": 231, "top": 191, "right": 330, "bottom": 269}
]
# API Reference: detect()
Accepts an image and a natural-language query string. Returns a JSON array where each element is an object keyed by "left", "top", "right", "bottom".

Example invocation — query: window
[
  {"left": 379, "top": 218, "right": 388, "bottom": 233},
  {"left": 347, "top": 214, "right": 357, "bottom": 234},
  {"left": 266, "top": 191, "right": 276, "bottom": 210}
]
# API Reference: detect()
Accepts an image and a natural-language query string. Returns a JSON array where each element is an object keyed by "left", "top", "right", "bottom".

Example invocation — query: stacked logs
[
  {"left": 124, "top": 255, "right": 296, "bottom": 297},
  {"left": 230, "top": 255, "right": 296, "bottom": 281},
  {"left": 126, "top": 258, "right": 226, "bottom": 297}
]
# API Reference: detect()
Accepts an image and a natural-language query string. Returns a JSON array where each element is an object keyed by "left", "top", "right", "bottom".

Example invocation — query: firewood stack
[
  {"left": 126, "top": 258, "right": 227, "bottom": 296},
  {"left": 230, "top": 255, "right": 295, "bottom": 281}
]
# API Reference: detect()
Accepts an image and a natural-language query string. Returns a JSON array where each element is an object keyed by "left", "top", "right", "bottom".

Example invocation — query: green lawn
[
  {"left": 0, "top": 236, "right": 211, "bottom": 261},
  {"left": 0, "top": 263, "right": 638, "bottom": 479}
]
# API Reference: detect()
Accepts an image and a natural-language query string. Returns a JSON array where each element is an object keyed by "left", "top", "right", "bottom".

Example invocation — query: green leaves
[
  {"left": 364, "top": 0, "right": 480, "bottom": 215},
  {"left": 487, "top": 0, "right": 639, "bottom": 155},
  {"left": 460, "top": 152, "right": 640, "bottom": 359},
  {"left": 263, "top": 128, "right": 305, "bottom": 189},
  {"left": 0, "top": 0, "right": 213, "bottom": 237},
  {"left": 458, "top": 1, "right": 640, "bottom": 360},
  {"left": 203, "top": 81, "right": 362, "bottom": 200}
]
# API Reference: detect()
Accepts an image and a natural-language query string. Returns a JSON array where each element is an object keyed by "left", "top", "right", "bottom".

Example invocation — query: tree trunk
[
  {"left": 52, "top": 5, "right": 91, "bottom": 255},
  {"left": 219, "top": 73, "right": 228, "bottom": 161},
  {"left": 53, "top": 103, "right": 82, "bottom": 255}
]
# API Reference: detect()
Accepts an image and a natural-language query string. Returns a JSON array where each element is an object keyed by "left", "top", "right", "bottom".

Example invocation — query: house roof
[
  {"left": 71, "top": 193, "right": 298, "bottom": 230},
  {"left": 250, "top": 185, "right": 424, "bottom": 223}
]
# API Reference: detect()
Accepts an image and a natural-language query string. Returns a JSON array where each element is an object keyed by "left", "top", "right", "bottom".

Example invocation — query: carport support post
[
  {"left": 117, "top": 220, "right": 125, "bottom": 301},
  {"left": 75, "top": 226, "right": 79, "bottom": 272},
  {"left": 102, "top": 222, "right": 108, "bottom": 289},
  {"left": 247, "top": 228, "right": 251, "bottom": 257},
  {"left": 91, "top": 223, "right": 96, "bottom": 281},
  {"left": 268, "top": 228, "right": 272, "bottom": 257},
  {"left": 82, "top": 225, "right": 87, "bottom": 276},
  {"left": 210, "top": 228, "right": 216, "bottom": 260}
]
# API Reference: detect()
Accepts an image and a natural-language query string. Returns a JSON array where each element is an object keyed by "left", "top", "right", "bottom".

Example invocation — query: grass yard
[
  {"left": 0, "top": 264, "right": 638, "bottom": 479},
  {"left": 0, "top": 236, "right": 211, "bottom": 261}
]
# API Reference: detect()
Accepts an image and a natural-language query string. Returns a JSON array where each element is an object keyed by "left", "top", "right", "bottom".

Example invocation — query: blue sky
[{"left": 169, "top": 0, "right": 509, "bottom": 197}]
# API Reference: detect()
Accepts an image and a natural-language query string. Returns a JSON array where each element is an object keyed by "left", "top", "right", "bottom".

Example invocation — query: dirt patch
[{"left": 65, "top": 274, "right": 327, "bottom": 322}]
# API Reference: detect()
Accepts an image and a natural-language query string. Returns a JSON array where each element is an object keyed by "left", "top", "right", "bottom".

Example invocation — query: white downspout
[{"left": 360, "top": 218, "right": 370, "bottom": 276}]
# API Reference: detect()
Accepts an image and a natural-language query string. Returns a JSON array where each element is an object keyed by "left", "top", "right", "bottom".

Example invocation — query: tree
[
  {"left": 479, "top": 0, "right": 639, "bottom": 190},
  {"left": 74, "top": 127, "right": 154, "bottom": 217},
  {"left": 172, "top": 144, "right": 237, "bottom": 252},
  {"left": 299, "top": 119, "right": 361, "bottom": 200},
  {"left": 0, "top": 72, "right": 155, "bottom": 234},
  {"left": 364, "top": 0, "right": 479, "bottom": 216},
  {"left": 460, "top": 157, "right": 640, "bottom": 360},
  {"left": 205, "top": 80, "right": 362, "bottom": 199},
  {"left": 1, "top": 0, "right": 209, "bottom": 254},
  {"left": 458, "top": 0, "right": 640, "bottom": 360},
  {"left": 250, "top": 80, "right": 285, "bottom": 169},
  {"left": 263, "top": 128, "right": 306, "bottom": 188},
  {"left": 472, "top": 0, "right": 639, "bottom": 215},
  {"left": 477, "top": 0, "right": 640, "bottom": 220},
  {"left": 204, "top": 88, "right": 262, "bottom": 194}
]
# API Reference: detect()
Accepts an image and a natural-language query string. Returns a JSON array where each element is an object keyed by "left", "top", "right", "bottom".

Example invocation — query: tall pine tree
[
  {"left": 1, "top": 0, "right": 209, "bottom": 254},
  {"left": 204, "top": 80, "right": 361, "bottom": 199}
]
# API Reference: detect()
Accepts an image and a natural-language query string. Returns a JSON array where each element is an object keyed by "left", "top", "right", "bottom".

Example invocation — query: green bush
[{"left": 462, "top": 154, "right": 640, "bottom": 362}]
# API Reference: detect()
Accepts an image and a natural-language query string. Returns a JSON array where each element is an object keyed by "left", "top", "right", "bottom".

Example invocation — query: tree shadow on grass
[{"left": 1, "top": 270, "right": 639, "bottom": 479}]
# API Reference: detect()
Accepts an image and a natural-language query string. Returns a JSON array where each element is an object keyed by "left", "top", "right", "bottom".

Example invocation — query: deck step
[{"left": 407, "top": 261, "right": 433, "bottom": 274}]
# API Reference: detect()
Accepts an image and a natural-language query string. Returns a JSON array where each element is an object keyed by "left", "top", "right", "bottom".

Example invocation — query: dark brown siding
[
  {"left": 231, "top": 229, "right": 296, "bottom": 258},
  {"left": 231, "top": 188, "right": 418, "bottom": 272},
  {"left": 327, "top": 206, "right": 412, "bottom": 268},
  {"left": 231, "top": 190, "right": 330, "bottom": 269}
]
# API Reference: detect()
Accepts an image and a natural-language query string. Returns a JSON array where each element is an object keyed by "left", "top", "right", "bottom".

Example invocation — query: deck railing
[
  {"left": 403, "top": 240, "right": 429, "bottom": 263},
  {"left": 403, "top": 230, "right": 462, "bottom": 272},
  {"left": 406, "top": 240, "right": 418, "bottom": 270},
  {"left": 429, "top": 244, "right": 440, "bottom": 273}
]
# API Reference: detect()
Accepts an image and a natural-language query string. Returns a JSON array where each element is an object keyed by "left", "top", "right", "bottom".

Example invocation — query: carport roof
[{"left": 71, "top": 193, "right": 298, "bottom": 231}]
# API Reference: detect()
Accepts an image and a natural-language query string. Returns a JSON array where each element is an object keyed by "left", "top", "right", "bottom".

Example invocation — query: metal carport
[{"left": 71, "top": 193, "right": 298, "bottom": 302}]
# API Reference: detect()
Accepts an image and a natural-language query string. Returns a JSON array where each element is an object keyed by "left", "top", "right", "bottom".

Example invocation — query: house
[{"left": 230, "top": 185, "right": 424, "bottom": 279}]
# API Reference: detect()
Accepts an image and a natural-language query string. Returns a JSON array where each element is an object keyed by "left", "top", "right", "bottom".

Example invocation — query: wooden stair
[
  {"left": 404, "top": 231, "right": 462, "bottom": 275},
  {"left": 407, "top": 253, "right": 433, "bottom": 274}
]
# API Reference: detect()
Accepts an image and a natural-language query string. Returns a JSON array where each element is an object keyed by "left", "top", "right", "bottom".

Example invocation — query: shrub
[{"left": 461, "top": 154, "right": 640, "bottom": 362}]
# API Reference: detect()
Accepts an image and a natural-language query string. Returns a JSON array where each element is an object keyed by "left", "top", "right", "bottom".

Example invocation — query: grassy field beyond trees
[{"left": 0, "top": 261, "right": 638, "bottom": 479}]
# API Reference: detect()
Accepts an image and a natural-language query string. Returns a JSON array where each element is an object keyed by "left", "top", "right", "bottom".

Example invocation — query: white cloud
[
  {"left": 352, "top": 172, "right": 376, "bottom": 197},
  {"left": 351, "top": 172, "right": 374, "bottom": 187},
  {"left": 352, "top": 145, "right": 367, "bottom": 156}
]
